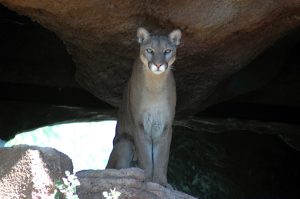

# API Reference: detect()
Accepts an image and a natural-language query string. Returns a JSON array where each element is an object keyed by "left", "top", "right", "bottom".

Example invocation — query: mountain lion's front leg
[
  {"left": 152, "top": 125, "right": 172, "bottom": 186},
  {"left": 134, "top": 125, "right": 153, "bottom": 181}
]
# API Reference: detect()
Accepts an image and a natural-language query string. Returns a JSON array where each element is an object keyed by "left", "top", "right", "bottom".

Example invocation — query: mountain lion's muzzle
[{"left": 148, "top": 62, "right": 168, "bottom": 75}]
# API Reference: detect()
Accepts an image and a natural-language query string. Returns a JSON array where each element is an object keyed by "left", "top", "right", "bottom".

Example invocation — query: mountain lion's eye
[
  {"left": 146, "top": 48, "right": 153, "bottom": 54},
  {"left": 164, "top": 49, "right": 172, "bottom": 54}
]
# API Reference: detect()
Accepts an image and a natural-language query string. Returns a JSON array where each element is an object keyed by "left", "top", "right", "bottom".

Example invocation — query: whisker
[{"left": 170, "top": 66, "right": 176, "bottom": 71}]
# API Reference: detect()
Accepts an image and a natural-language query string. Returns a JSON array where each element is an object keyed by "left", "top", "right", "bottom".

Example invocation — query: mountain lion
[{"left": 106, "top": 27, "right": 181, "bottom": 186}]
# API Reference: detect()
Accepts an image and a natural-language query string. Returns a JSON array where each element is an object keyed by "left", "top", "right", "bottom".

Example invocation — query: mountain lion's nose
[{"left": 155, "top": 63, "right": 163, "bottom": 68}]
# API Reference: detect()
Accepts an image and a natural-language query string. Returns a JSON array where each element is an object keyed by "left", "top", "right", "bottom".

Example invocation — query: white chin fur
[{"left": 150, "top": 64, "right": 166, "bottom": 75}]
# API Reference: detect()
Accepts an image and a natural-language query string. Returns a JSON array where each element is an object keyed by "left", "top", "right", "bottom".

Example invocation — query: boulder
[
  {"left": 76, "top": 168, "right": 197, "bottom": 199},
  {"left": 1, "top": 0, "right": 299, "bottom": 115},
  {"left": 0, "top": 145, "right": 73, "bottom": 199}
]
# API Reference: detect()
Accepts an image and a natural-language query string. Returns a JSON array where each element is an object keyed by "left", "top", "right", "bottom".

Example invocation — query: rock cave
[{"left": 0, "top": 0, "right": 300, "bottom": 198}]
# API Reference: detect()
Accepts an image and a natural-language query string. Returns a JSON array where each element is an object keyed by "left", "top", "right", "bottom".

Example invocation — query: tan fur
[{"left": 106, "top": 27, "right": 181, "bottom": 186}]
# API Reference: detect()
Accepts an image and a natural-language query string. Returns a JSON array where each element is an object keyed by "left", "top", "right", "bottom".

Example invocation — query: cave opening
[
  {"left": 0, "top": 4, "right": 115, "bottom": 141},
  {"left": 3, "top": 121, "right": 116, "bottom": 172}
]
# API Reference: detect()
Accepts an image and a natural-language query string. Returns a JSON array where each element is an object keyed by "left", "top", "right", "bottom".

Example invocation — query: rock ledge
[{"left": 77, "top": 168, "right": 197, "bottom": 199}]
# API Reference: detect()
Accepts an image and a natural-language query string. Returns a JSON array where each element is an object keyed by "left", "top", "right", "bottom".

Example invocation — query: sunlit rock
[
  {"left": 77, "top": 168, "right": 197, "bottom": 199},
  {"left": 0, "top": 145, "right": 73, "bottom": 199}
]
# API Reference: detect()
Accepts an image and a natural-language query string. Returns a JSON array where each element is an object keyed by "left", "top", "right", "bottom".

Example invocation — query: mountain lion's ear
[
  {"left": 169, "top": 29, "right": 181, "bottom": 46},
  {"left": 137, "top": 27, "right": 150, "bottom": 44}
]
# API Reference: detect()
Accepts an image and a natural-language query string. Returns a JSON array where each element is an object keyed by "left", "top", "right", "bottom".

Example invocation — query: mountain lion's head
[{"left": 137, "top": 27, "right": 181, "bottom": 75}]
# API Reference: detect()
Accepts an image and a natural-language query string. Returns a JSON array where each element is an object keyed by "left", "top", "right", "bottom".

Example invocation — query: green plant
[
  {"left": 103, "top": 188, "right": 121, "bottom": 199},
  {"left": 54, "top": 171, "right": 80, "bottom": 199}
]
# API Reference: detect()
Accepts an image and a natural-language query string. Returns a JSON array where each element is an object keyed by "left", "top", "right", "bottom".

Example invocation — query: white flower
[
  {"left": 62, "top": 177, "right": 69, "bottom": 186},
  {"left": 65, "top": 170, "right": 71, "bottom": 176},
  {"left": 103, "top": 188, "right": 121, "bottom": 199},
  {"left": 111, "top": 188, "right": 121, "bottom": 198},
  {"left": 103, "top": 191, "right": 109, "bottom": 197},
  {"left": 55, "top": 170, "right": 81, "bottom": 199},
  {"left": 73, "top": 178, "right": 81, "bottom": 186}
]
